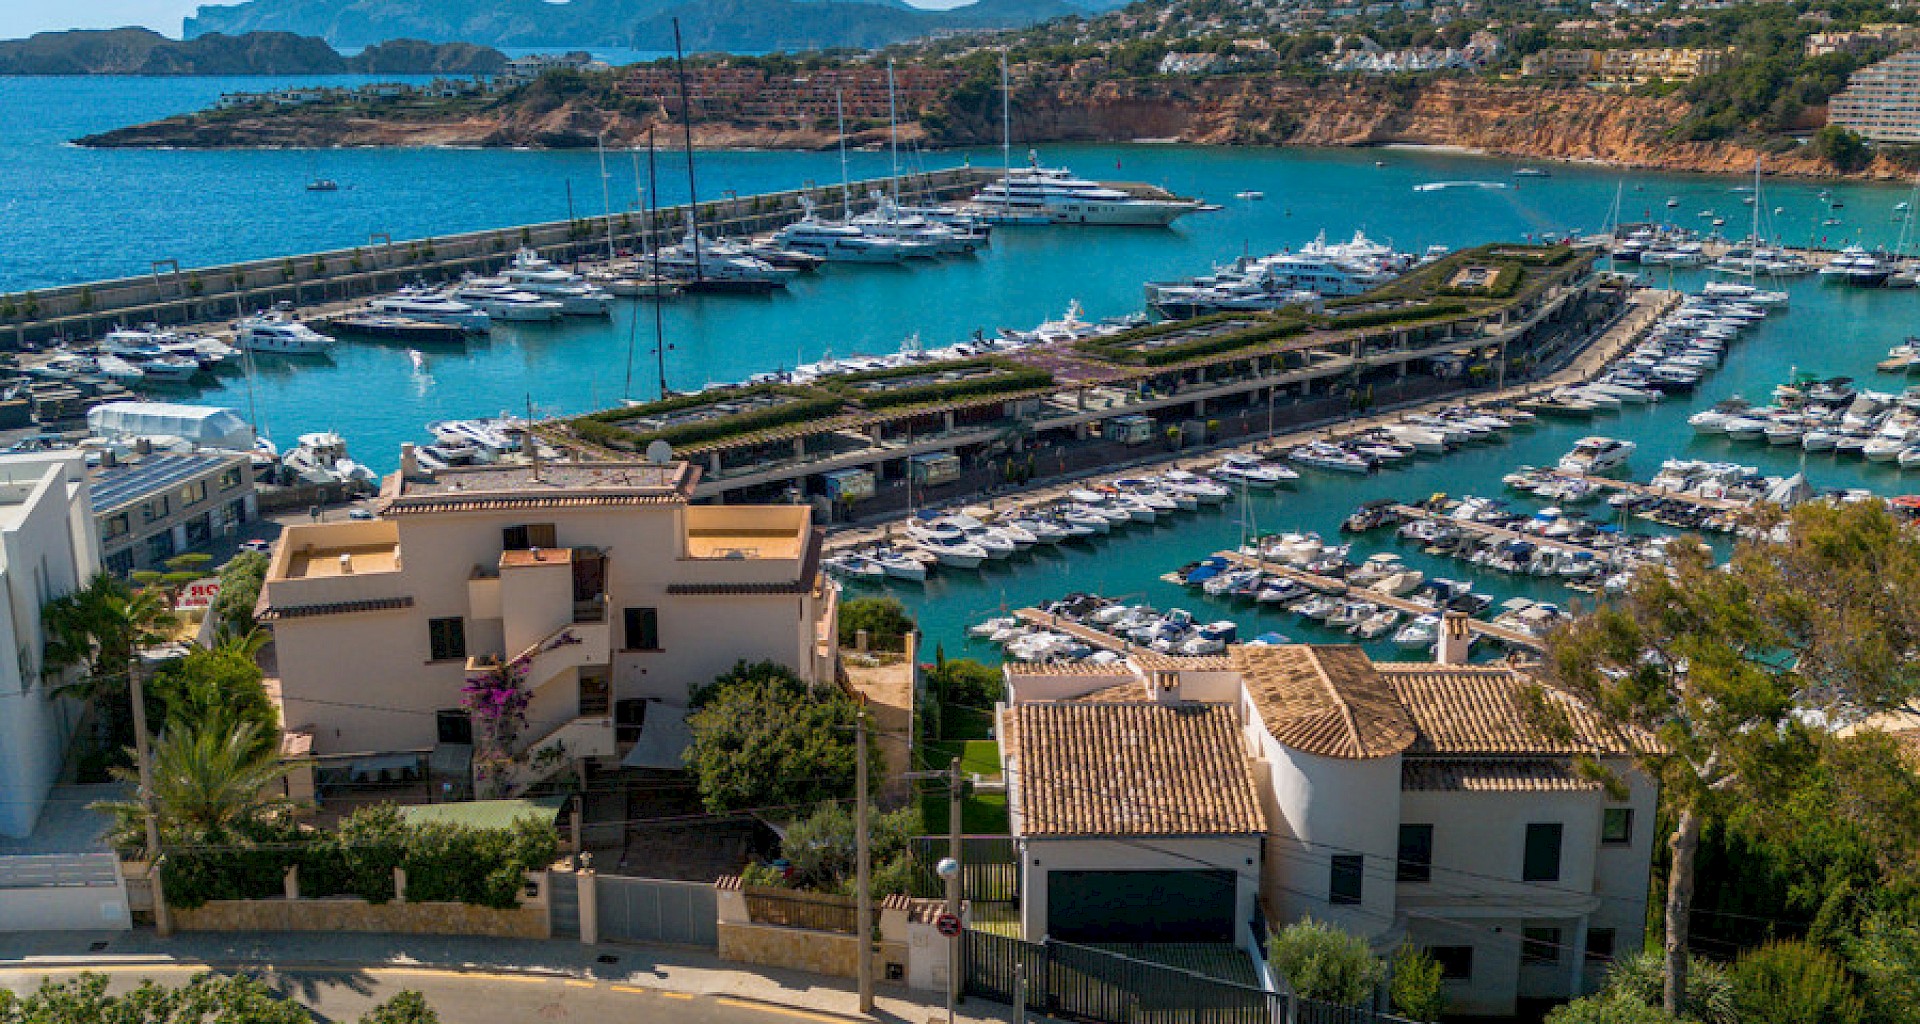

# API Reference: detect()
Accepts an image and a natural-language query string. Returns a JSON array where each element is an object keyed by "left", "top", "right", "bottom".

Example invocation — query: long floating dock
[
  {"left": 1211, "top": 549, "right": 1544, "bottom": 650},
  {"left": 1384, "top": 504, "right": 1641, "bottom": 563}
]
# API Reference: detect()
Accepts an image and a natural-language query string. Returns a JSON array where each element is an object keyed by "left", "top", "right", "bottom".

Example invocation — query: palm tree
[
  {"left": 95, "top": 720, "right": 295, "bottom": 843},
  {"left": 42, "top": 573, "right": 178, "bottom": 751}
]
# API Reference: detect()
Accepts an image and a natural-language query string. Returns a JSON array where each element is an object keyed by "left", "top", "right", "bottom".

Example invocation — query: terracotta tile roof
[
  {"left": 1133, "top": 652, "right": 1236, "bottom": 671},
  {"left": 1377, "top": 664, "right": 1646, "bottom": 756},
  {"left": 1234, "top": 645, "right": 1417, "bottom": 760},
  {"left": 258, "top": 595, "right": 414, "bottom": 621},
  {"left": 1007, "top": 702, "right": 1264, "bottom": 839},
  {"left": 1010, "top": 662, "right": 1139, "bottom": 677},
  {"left": 1401, "top": 757, "right": 1603, "bottom": 793},
  {"left": 1067, "top": 683, "right": 1153, "bottom": 703}
]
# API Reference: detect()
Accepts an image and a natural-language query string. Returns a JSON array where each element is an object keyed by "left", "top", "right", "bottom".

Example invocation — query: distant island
[
  {"left": 182, "top": 0, "right": 1119, "bottom": 52},
  {"left": 0, "top": 27, "right": 505, "bottom": 75}
]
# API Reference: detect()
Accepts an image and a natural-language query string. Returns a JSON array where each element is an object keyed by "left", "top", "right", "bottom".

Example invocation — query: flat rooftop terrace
[{"left": 283, "top": 543, "right": 400, "bottom": 578}]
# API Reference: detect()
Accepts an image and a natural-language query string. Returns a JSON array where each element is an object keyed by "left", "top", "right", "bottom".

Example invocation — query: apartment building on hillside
[
  {"left": 999, "top": 630, "right": 1657, "bottom": 1017},
  {"left": 258, "top": 449, "right": 838, "bottom": 797},
  {"left": 1831, "top": 50, "right": 1920, "bottom": 141}
]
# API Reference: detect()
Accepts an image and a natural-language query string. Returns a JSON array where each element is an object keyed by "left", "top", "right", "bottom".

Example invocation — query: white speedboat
[
  {"left": 496, "top": 249, "right": 613, "bottom": 315},
  {"left": 1211, "top": 453, "right": 1295, "bottom": 489},
  {"left": 283, "top": 431, "right": 375, "bottom": 486},
  {"left": 234, "top": 311, "right": 337, "bottom": 354},
  {"left": 1556, "top": 436, "right": 1636, "bottom": 475},
  {"left": 450, "top": 283, "right": 566, "bottom": 321},
  {"left": 368, "top": 290, "right": 493, "bottom": 332}
]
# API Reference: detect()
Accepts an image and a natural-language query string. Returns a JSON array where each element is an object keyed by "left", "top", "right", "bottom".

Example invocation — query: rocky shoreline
[{"left": 76, "top": 76, "right": 1906, "bottom": 182}]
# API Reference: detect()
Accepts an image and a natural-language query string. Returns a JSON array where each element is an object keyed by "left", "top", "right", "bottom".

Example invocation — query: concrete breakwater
[{"left": 1, "top": 167, "right": 997, "bottom": 347}]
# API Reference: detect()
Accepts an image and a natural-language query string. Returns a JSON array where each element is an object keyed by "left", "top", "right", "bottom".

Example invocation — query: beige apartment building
[
  {"left": 258, "top": 450, "right": 838, "bottom": 795},
  {"left": 1521, "top": 46, "right": 1734, "bottom": 83},
  {"left": 1831, "top": 50, "right": 1920, "bottom": 142}
]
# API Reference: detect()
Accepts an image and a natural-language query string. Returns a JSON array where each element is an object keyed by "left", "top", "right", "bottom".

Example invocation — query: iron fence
[{"left": 742, "top": 887, "right": 866, "bottom": 935}]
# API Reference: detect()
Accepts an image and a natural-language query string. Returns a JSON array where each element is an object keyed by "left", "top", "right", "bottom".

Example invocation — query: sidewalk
[{"left": 0, "top": 928, "right": 1041, "bottom": 1024}]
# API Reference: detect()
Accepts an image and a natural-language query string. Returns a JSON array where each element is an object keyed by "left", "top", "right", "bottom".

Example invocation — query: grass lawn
[
  {"left": 919, "top": 790, "right": 1010, "bottom": 836},
  {"left": 924, "top": 739, "right": 1001, "bottom": 778}
]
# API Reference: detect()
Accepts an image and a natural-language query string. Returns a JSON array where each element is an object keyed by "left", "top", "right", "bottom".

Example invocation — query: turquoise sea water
[{"left": 7, "top": 76, "right": 1920, "bottom": 656}]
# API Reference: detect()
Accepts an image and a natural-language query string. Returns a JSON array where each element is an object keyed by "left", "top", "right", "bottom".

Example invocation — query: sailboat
[
  {"left": 1705, "top": 157, "right": 1790, "bottom": 306},
  {"left": 305, "top": 153, "right": 339, "bottom": 192}
]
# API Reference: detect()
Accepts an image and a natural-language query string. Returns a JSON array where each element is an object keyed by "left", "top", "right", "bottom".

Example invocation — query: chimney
[
  {"left": 400, "top": 442, "right": 419, "bottom": 479},
  {"left": 1437, "top": 611, "right": 1473, "bottom": 666}
]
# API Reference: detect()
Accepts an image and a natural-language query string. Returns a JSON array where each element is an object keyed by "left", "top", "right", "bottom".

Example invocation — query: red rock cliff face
[{"left": 941, "top": 77, "right": 1907, "bottom": 180}]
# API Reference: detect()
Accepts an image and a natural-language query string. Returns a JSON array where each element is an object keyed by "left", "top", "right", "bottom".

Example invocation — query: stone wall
[
  {"left": 718, "top": 920, "right": 861, "bottom": 977},
  {"left": 174, "top": 897, "right": 548, "bottom": 938}
]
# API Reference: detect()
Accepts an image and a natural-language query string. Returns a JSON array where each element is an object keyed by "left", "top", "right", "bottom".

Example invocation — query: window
[
  {"left": 1329, "top": 854, "right": 1364, "bottom": 905},
  {"left": 1428, "top": 946, "right": 1473, "bottom": 981},
  {"left": 219, "top": 467, "right": 243, "bottom": 490},
  {"left": 179, "top": 480, "right": 209, "bottom": 506},
  {"left": 228, "top": 498, "right": 249, "bottom": 526},
  {"left": 103, "top": 513, "right": 129, "bottom": 540},
  {"left": 1524, "top": 823, "right": 1564, "bottom": 882},
  {"left": 1397, "top": 824, "right": 1433, "bottom": 883},
  {"left": 502, "top": 523, "right": 557, "bottom": 551},
  {"left": 146, "top": 532, "right": 175, "bottom": 562},
  {"left": 143, "top": 497, "right": 170, "bottom": 523},
  {"left": 624, "top": 606, "right": 660, "bottom": 650},
  {"left": 1586, "top": 928, "right": 1617, "bottom": 963},
  {"left": 1522, "top": 927, "right": 1562, "bottom": 965},
  {"left": 1602, "top": 808, "right": 1633, "bottom": 846},
  {"left": 104, "top": 549, "right": 134, "bottom": 576},
  {"left": 435, "top": 709, "right": 473, "bottom": 745},
  {"left": 427, "top": 617, "right": 466, "bottom": 662}
]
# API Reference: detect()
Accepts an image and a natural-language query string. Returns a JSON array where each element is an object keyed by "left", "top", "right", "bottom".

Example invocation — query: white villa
[
  {"left": 259, "top": 448, "right": 839, "bottom": 797},
  {"left": 999, "top": 622, "right": 1656, "bottom": 1016}
]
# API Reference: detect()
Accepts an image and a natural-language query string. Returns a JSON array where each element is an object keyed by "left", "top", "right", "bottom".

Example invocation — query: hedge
[
  {"left": 1329, "top": 301, "right": 1470, "bottom": 331},
  {"left": 833, "top": 366, "right": 1055, "bottom": 410},
  {"left": 569, "top": 384, "right": 849, "bottom": 452},
  {"left": 162, "top": 806, "right": 558, "bottom": 910}
]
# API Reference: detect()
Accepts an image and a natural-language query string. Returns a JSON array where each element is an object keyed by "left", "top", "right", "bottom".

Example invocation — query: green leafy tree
[
  {"left": 1268, "top": 917, "right": 1383, "bottom": 1006},
  {"left": 1542, "top": 502, "right": 1920, "bottom": 1014},
  {"left": 1389, "top": 945, "right": 1445, "bottom": 1022},
  {"left": 0, "top": 972, "right": 440, "bottom": 1023},
  {"left": 685, "top": 660, "right": 876, "bottom": 813},
  {"left": 928, "top": 657, "right": 1001, "bottom": 708},
  {"left": 767, "top": 800, "right": 920, "bottom": 896},
  {"left": 1731, "top": 941, "right": 1863, "bottom": 1024},
  {"left": 95, "top": 719, "right": 294, "bottom": 846},
  {"left": 213, "top": 551, "right": 270, "bottom": 637},
  {"left": 838, "top": 595, "right": 915, "bottom": 649},
  {"left": 147, "top": 638, "right": 278, "bottom": 754},
  {"left": 1848, "top": 912, "right": 1920, "bottom": 1024},
  {"left": 1810, "top": 125, "right": 1872, "bottom": 173}
]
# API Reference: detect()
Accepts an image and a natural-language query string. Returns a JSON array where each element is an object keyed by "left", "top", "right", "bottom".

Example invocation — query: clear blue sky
[{"left": 0, "top": 0, "right": 969, "bottom": 41}]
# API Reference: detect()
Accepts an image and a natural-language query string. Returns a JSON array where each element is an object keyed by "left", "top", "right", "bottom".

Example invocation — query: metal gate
[{"left": 596, "top": 875, "right": 718, "bottom": 948}]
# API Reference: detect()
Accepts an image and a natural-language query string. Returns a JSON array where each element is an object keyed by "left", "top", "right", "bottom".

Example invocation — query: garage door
[{"left": 1047, "top": 869, "right": 1235, "bottom": 943}]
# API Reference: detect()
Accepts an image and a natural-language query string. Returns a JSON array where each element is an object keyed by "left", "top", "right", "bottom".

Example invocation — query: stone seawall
[{"left": 1, "top": 167, "right": 995, "bottom": 348}]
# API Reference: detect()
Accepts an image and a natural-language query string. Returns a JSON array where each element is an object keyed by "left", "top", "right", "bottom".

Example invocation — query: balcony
[{"left": 493, "top": 715, "right": 616, "bottom": 794}]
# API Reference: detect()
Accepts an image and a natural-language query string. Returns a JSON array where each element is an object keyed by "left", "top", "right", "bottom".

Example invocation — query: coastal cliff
[{"left": 77, "top": 74, "right": 1905, "bottom": 180}]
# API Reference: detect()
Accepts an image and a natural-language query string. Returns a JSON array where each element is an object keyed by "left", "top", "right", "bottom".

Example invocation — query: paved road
[{"left": 0, "top": 963, "right": 857, "bottom": 1024}]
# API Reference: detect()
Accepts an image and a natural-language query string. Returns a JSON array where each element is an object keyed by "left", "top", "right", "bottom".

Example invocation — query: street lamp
[{"left": 936, "top": 857, "right": 961, "bottom": 1024}]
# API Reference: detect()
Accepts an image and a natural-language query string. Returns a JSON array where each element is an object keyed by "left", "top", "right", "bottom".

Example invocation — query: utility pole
[
  {"left": 127, "top": 655, "right": 171, "bottom": 936},
  {"left": 947, "top": 755, "right": 962, "bottom": 1021},
  {"left": 855, "top": 711, "right": 874, "bottom": 1014}
]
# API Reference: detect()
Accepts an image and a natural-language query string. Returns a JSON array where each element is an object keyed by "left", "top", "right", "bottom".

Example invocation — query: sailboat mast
[
  {"left": 1749, "top": 156, "right": 1761, "bottom": 286},
  {"left": 672, "top": 18, "right": 703, "bottom": 282},
  {"left": 597, "top": 133, "right": 616, "bottom": 262},
  {"left": 837, "top": 89, "right": 852, "bottom": 220},
  {"left": 1000, "top": 49, "right": 1012, "bottom": 208},
  {"left": 648, "top": 129, "right": 669, "bottom": 400},
  {"left": 886, "top": 59, "right": 900, "bottom": 205}
]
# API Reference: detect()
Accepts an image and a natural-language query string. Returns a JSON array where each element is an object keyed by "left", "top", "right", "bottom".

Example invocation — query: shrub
[
  {"left": 213, "top": 552, "right": 269, "bottom": 637},
  {"left": 1546, "top": 993, "right": 1689, "bottom": 1024},
  {"left": 839, "top": 596, "right": 914, "bottom": 649},
  {"left": 686, "top": 660, "right": 876, "bottom": 812},
  {"left": 1269, "top": 916, "right": 1383, "bottom": 1006},
  {"left": 930, "top": 657, "right": 1001, "bottom": 708},
  {"left": 1732, "top": 941, "right": 1863, "bottom": 1024},
  {"left": 1390, "top": 945, "right": 1446, "bottom": 1022},
  {"left": 1604, "top": 950, "right": 1737, "bottom": 1024}
]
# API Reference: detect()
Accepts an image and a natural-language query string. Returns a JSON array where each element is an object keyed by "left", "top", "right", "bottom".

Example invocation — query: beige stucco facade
[{"left": 260, "top": 456, "right": 838, "bottom": 789}]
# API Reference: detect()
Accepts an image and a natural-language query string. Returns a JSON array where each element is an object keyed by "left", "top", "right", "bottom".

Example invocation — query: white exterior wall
[
  {"left": 1018, "top": 836, "right": 1263, "bottom": 944},
  {"left": 266, "top": 500, "right": 830, "bottom": 756},
  {"left": 0, "top": 453, "right": 99, "bottom": 838},
  {"left": 1242, "top": 691, "right": 1401, "bottom": 941}
]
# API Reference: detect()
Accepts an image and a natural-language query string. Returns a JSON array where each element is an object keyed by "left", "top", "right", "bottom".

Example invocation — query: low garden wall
[{"left": 174, "top": 896, "right": 548, "bottom": 939}]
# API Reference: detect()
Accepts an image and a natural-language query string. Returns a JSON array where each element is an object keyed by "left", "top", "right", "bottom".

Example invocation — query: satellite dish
[{"left": 645, "top": 440, "right": 674, "bottom": 465}]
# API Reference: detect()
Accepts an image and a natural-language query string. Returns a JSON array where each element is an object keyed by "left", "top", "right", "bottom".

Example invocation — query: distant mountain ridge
[
  {"left": 0, "top": 27, "right": 505, "bottom": 75},
  {"left": 183, "top": 0, "right": 1099, "bottom": 51}
]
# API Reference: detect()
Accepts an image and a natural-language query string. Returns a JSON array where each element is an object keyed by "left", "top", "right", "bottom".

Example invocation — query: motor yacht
[
  {"left": 968, "top": 152, "right": 1204, "bottom": 226},
  {"left": 1556, "top": 436, "right": 1636, "bottom": 475},
  {"left": 367, "top": 289, "right": 493, "bottom": 332},
  {"left": 494, "top": 249, "right": 612, "bottom": 315},
  {"left": 233, "top": 310, "right": 337, "bottom": 354},
  {"left": 449, "top": 282, "right": 566, "bottom": 322}
]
